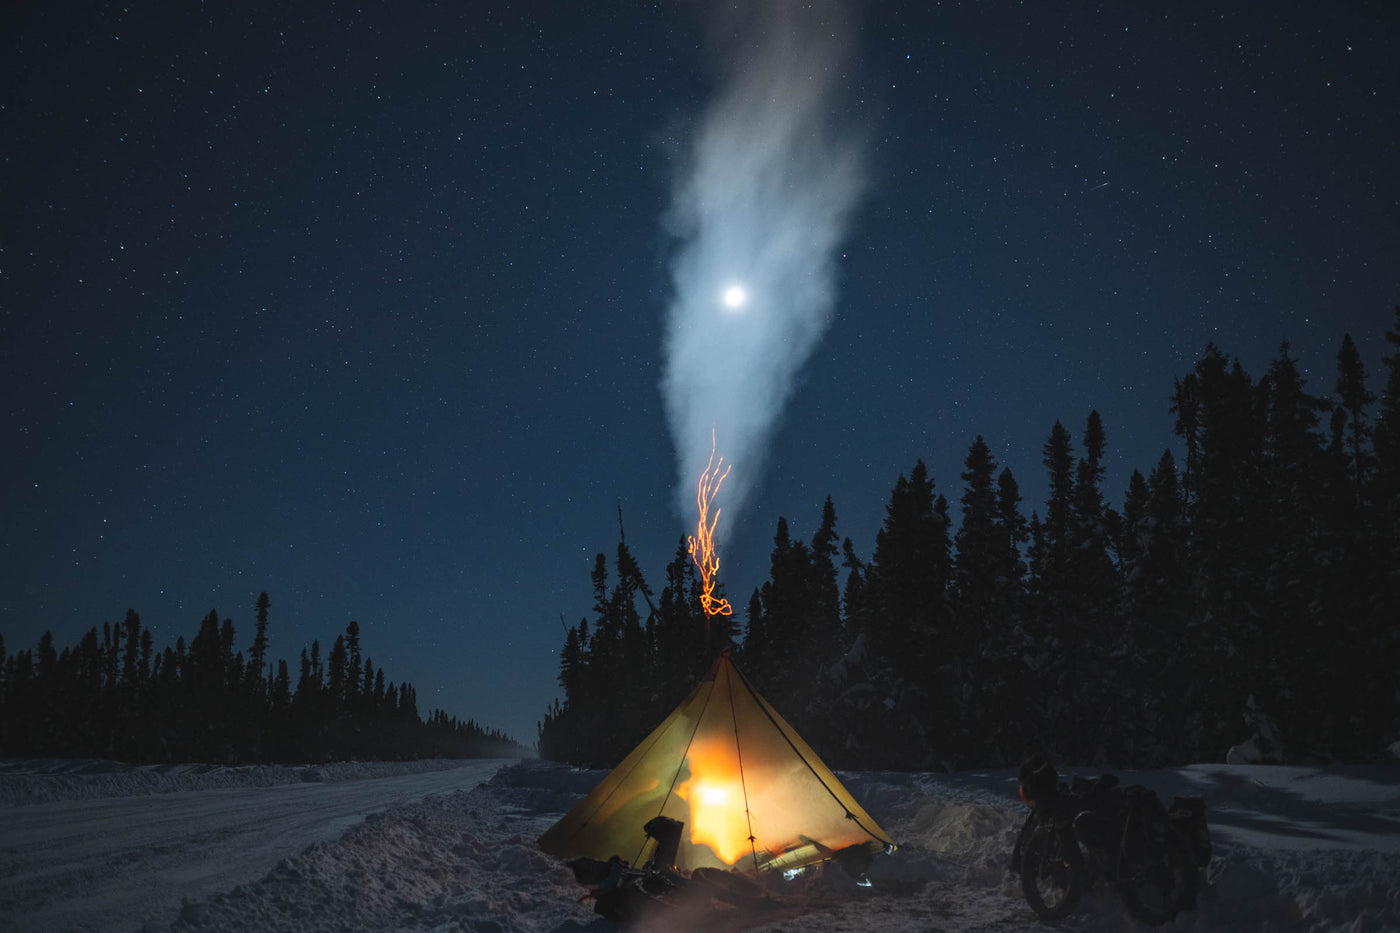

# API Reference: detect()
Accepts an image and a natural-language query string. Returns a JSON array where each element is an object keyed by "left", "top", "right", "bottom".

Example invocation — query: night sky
[{"left": 4, "top": 2, "right": 1397, "bottom": 747}]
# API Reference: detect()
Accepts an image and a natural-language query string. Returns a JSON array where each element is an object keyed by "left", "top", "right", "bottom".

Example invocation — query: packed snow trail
[{"left": 0, "top": 759, "right": 508, "bottom": 932}]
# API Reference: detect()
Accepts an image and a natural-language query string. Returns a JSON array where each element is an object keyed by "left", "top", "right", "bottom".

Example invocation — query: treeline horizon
[
  {"left": 0, "top": 593, "right": 531, "bottom": 763},
  {"left": 541, "top": 307, "right": 1400, "bottom": 772}
]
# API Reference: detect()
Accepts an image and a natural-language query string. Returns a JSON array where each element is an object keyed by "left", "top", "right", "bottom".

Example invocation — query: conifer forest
[
  {"left": 4, "top": 313, "right": 1398, "bottom": 772},
  {"left": 541, "top": 311, "right": 1400, "bottom": 772},
  {"left": 0, "top": 592, "right": 529, "bottom": 763}
]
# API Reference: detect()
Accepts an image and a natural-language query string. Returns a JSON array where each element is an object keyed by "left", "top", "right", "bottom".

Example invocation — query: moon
[{"left": 722, "top": 284, "right": 747, "bottom": 309}]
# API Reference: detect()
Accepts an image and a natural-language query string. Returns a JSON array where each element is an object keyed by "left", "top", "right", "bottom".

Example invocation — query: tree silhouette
[
  {"left": 0, "top": 601, "right": 529, "bottom": 763},
  {"left": 537, "top": 304, "right": 1398, "bottom": 770},
  {"left": 248, "top": 592, "right": 270, "bottom": 696}
]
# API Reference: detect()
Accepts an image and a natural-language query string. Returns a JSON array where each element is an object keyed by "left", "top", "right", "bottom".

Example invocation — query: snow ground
[
  {"left": 2, "top": 756, "right": 1398, "bottom": 932},
  {"left": 0, "top": 758, "right": 510, "bottom": 932}
]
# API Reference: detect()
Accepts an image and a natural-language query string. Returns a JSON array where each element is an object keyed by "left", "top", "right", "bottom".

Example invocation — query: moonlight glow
[{"left": 722, "top": 284, "right": 747, "bottom": 309}]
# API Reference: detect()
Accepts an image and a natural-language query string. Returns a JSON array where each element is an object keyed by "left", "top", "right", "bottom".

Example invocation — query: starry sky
[{"left": 4, "top": 2, "right": 1397, "bottom": 747}]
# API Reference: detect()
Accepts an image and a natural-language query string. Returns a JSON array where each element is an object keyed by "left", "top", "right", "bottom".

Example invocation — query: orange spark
[{"left": 688, "top": 435, "right": 733, "bottom": 618}]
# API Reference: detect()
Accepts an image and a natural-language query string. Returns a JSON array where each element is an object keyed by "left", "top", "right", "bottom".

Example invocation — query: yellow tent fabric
[{"left": 537, "top": 651, "right": 894, "bottom": 874}]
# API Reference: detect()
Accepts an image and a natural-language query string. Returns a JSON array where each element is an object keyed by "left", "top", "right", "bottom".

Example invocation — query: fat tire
[
  {"left": 1020, "top": 826, "right": 1085, "bottom": 922},
  {"left": 1010, "top": 814, "right": 1036, "bottom": 875},
  {"left": 1119, "top": 828, "right": 1194, "bottom": 926}
]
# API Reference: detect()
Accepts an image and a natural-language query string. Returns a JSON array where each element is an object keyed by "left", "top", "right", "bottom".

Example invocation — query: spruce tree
[
  {"left": 139, "top": 629, "right": 152, "bottom": 682},
  {"left": 746, "top": 516, "right": 808, "bottom": 698},
  {"left": 952, "top": 439, "right": 1029, "bottom": 762},
  {"left": 297, "top": 648, "right": 313, "bottom": 697},
  {"left": 857, "top": 461, "right": 952, "bottom": 768},
  {"left": 271, "top": 660, "right": 292, "bottom": 711},
  {"left": 1027, "top": 423, "right": 1078, "bottom": 757},
  {"left": 1171, "top": 374, "right": 1201, "bottom": 511},
  {"left": 1335, "top": 334, "right": 1375, "bottom": 505},
  {"left": 1041, "top": 422, "right": 1075, "bottom": 575},
  {"left": 809, "top": 497, "right": 844, "bottom": 655},
  {"left": 1179, "top": 346, "right": 1265, "bottom": 760},
  {"left": 651, "top": 536, "right": 704, "bottom": 708},
  {"left": 995, "top": 468, "right": 1029, "bottom": 587},
  {"left": 953, "top": 436, "right": 1000, "bottom": 631},
  {"left": 1367, "top": 306, "right": 1400, "bottom": 754},
  {"left": 558, "top": 623, "right": 585, "bottom": 707},
  {"left": 1122, "top": 450, "right": 1191, "bottom": 764},
  {"left": 1118, "top": 469, "right": 1150, "bottom": 576},
  {"left": 249, "top": 592, "right": 270, "bottom": 695},
  {"left": 121, "top": 609, "right": 142, "bottom": 686},
  {"left": 102, "top": 621, "right": 118, "bottom": 690},
  {"left": 608, "top": 540, "right": 653, "bottom": 759},
  {"left": 1259, "top": 342, "right": 1335, "bottom": 752},
  {"left": 327, "top": 635, "right": 348, "bottom": 707},
  {"left": 1068, "top": 411, "right": 1124, "bottom": 762},
  {"left": 799, "top": 497, "right": 850, "bottom": 756},
  {"left": 345, "top": 621, "right": 362, "bottom": 703},
  {"left": 1375, "top": 307, "right": 1400, "bottom": 514},
  {"left": 839, "top": 537, "right": 868, "bottom": 644}
]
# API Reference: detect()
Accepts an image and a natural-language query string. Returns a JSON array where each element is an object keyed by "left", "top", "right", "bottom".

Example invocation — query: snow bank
[
  {"left": 0, "top": 757, "right": 484, "bottom": 807},
  {"left": 168, "top": 761, "right": 590, "bottom": 933}
]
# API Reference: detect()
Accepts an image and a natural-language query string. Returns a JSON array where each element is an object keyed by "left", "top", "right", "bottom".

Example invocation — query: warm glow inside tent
[{"left": 537, "top": 651, "right": 894, "bottom": 874}]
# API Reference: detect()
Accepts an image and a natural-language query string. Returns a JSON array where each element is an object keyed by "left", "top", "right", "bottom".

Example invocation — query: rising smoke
[{"left": 661, "top": 1, "right": 869, "bottom": 536}]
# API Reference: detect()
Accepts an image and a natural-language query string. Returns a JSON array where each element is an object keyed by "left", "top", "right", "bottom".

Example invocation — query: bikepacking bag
[
  {"left": 1119, "top": 785, "right": 1171, "bottom": 860},
  {"left": 1070, "top": 774, "right": 1122, "bottom": 809},
  {"left": 1069, "top": 774, "right": 1124, "bottom": 849},
  {"left": 1167, "top": 796, "right": 1212, "bottom": 866},
  {"left": 1018, "top": 752, "right": 1059, "bottom": 804}
]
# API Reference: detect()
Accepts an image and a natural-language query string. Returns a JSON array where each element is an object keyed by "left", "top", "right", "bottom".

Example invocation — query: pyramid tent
[{"left": 538, "top": 651, "right": 893, "bottom": 874}]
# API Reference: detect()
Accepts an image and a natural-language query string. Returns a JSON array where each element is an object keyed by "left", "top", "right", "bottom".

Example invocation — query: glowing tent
[{"left": 538, "top": 651, "right": 894, "bottom": 875}]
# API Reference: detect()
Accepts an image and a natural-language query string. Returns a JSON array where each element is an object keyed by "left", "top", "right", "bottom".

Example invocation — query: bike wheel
[
  {"left": 1020, "top": 827, "right": 1085, "bottom": 922},
  {"left": 1010, "top": 814, "right": 1036, "bottom": 875},
  {"left": 1120, "top": 828, "right": 1194, "bottom": 926}
]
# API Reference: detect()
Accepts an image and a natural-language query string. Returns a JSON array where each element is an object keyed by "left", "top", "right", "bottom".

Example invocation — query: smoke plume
[{"left": 662, "top": 1, "right": 868, "bottom": 536}]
